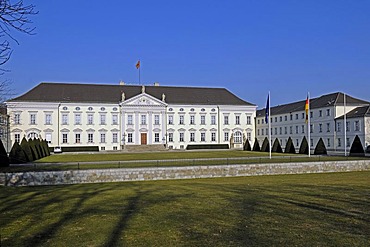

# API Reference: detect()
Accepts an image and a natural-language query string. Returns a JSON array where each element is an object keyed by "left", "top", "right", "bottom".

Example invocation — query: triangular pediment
[{"left": 121, "top": 93, "right": 167, "bottom": 107}]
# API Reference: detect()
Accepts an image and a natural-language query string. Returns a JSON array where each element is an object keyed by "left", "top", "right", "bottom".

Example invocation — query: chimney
[
  {"left": 153, "top": 82, "right": 160, "bottom": 86},
  {"left": 119, "top": 80, "right": 125, "bottom": 85}
]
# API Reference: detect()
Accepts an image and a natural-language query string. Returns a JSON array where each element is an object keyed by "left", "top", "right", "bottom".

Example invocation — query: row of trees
[
  {"left": 0, "top": 137, "right": 50, "bottom": 167},
  {"left": 244, "top": 135, "right": 366, "bottom": 156}
]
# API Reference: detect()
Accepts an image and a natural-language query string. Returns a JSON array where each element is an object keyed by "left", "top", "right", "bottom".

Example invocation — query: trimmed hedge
[
  {"left": 0, "top": 138, "right": 9, "bottom": 167},
  {"left": 186, "top": 144, "right": 229, "bottom": 150},
  {"left": 261, "top": 137, "right": 270, "bottom": 152},
  {"left": 252, "top": 138, "right": 260, "bottom": 152},
  {"left": 284, "top": 137, "right": 296, "bottom": 154},
  {"left": 350, "top": 135, "right": 365, "bottom": 157},
  {"left": 243, "top": 139, "right": 251, "bottom": 151},
  {"left": 20, "top": 137, "right": 32, "bottom": 162},
  {"left": 314, "top": 138, "right": 327, "bottom": 155},
  {"left": 299, "top": 136, "right": 309, "bottom": 155},
  {"left": 272, "top": 138, "right": 283, "bottom": 153},
  {"left": 9, "top": 141, "right": 28, "bottom": 164}
]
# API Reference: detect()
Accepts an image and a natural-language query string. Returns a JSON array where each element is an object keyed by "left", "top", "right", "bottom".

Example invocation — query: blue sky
[{"left": 5, "top": 0, "right": 370, "bottom": 108}]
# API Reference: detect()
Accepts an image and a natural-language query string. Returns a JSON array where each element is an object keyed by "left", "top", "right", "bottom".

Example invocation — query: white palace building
[{"left": 6, "top": 82, "right": 257, "bottom": 151}]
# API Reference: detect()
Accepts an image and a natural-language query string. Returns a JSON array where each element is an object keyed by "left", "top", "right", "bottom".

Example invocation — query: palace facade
[{"left": 6, "top": 82, "right": 257, "bottom": 151}]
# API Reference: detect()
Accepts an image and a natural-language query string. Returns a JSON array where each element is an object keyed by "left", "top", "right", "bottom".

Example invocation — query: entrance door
[{"left": 141, "top": 133, "right": 147, "bottom": 145}]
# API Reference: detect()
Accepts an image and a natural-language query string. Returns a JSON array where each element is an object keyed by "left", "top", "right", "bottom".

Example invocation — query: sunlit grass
[{"left": 1, "top": 171, "right": 369, "bottom": 246}]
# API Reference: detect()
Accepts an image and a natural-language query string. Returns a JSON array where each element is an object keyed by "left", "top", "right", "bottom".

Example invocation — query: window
[
  {"left": 15, "top": 133, "right": 20, "bottom": 143},
  {"left": 168, "top": 115, "right": 173, "bottom": 125},
  {"left": 326, "top": 109, "right": 330, "bottom": 116},
  {"left": 224, "top": 115, "right": 229, "bottom": 125},
  {"left": 296, "top": 139, "right": 299, "bottom": 147},
  {"left": 179, "top": 133, "right": 184, "bottom": 142},
  {"left": 224, "top": 132, "right": 229, "bottom": 141},
  {"left": 290, "top": 126, "right": 292, "bottom": 134},
  {"left": 285, "top": 116, "right": 287, "bottom": 121},
  {"left": 337, "top": 122, "right": 341, "bottom": 132},
  {"left": 346, "top": 138, "right": 350, "bottom": 147},
  {"left": 179, "top": 115, "right": 184, "bottom": 125},
  {"left": 319, "top": 124, "right": 322, "bottom": 133},
  {"left": 257, "top": 119, "right": 260, "bottom": 124},
  {"left": 128, "top": 133, "right": 133, "bottom": 143},
  {"left": 310, "top": 124, "right": 313, "bottom": 133},
  {"left": 154, "top": 115, "right": 160, "bottom": 125},
  {"left": 190, "top": 132, "right": 195, "bottom": 142},
  {"left": 319, "top": 110, "right": 322, "bottom": 117},
  {"left": 235, "top": 115, "right": 240, "bottom": 125},
  {"left": 354, "top": 120, "right": 360, "bottom": 131},
  {"left": 201, "top": 115, "right": 206, "bottom": 125},
  {"left": 211, "top": 115, "right": 216, "bottom": 125},
  {"left": 275, "top": 128, "right": 277, "bottom": 135},
  {"left": 346, "top": 121, "right": 350, "bottom": 131},
  {"left": 30, "top": 113, "right": 36, "bottom": 124},
  {"left": 62, "top": 134, "right": 68, "bottom": 144},
  {"left": 310, "top": 139, "right": 313, "bottom": 147},
  {"left": 113, "top": 146, "right": 118, "bottom": 150},
  {"left": 327, "top": 138, "right": 331, "bottom": 147},
  {"left": 338, "top": 138, "right": 341, "bottom": 147},
  {"left": 168, "top": 133, "right": 173, "bottom": 142},
  {"left": 279, "top": 127, "right": 282, "bottom": 135},
  {"left": 88, "top": 114, "right": 94, "bottom": 125},
  {"left": 279, "top": 116, "right": 282, "bottom": 122},
  {"left": 275, "top": 117, "right": 277, "bottom": 122},
  {"left": 88, "top": 133, "right": 94, "bottom": 143},
  {"left": 113, "top": 133, "right": 118, "bottom": 143},
  {"left": 190, "top": 115, "right": 195, "bottom": 125},
  {"left": 14, "top": 113, "right": 20, "bottom": 124},
  {"left": 112, "top": 114, "right": 118, "bottom": 125},
  {"left": 155, "top": 133, "right": 160, "bottom": 143},
  {"left": 247, "top": 132, "right": 251, "bottom": 141},
  {"left": 141, "top": 115, "right": 146, "bottom": 125},
  {"left": 100, "top": 114, "right": 106, "bottom": 125},
  {"left": 75, "top": 133, "right": 81, "bottom": 143},
  {"left": 75, "top": 114, "right": 81, "bottom": 125},
  {"left": 211, "top": 132, "right": 216, "bottom": 142},
  {"left": 45, "top": 133, "right": 52, "bottom": 144},
  {"left": 201, "top": 132, "right": 206, "bottom": 142},
  {"left": 295, "top": 114, "right": 298, "bottom": 120},
  {"left": 257, "top": 129, "right": 260, "bottom": 136},
  {"left": 62, "top": 114, "right": 68, "bottom": 125},
  {"left": 128, "top": 115, "right": 133, "bottom": 125},
  {"left": 234, "top": 131, "right": 242, "bottom": 143},
  {"left": 45, "top": 114, "right": 52, "bottom": 125},
  {"left": 327, "top": 123, "right": 330, "bottom": 132},
  {"left": 284, "top": 127, "right": 287, "bottom": 135},
  {"left": 310, "top": 111, "right": 313, "bottom": 118},
  {"left": 262, "top": 119, "right": 264, "bottom": 124},
  {"left": 295, "top": 126, "right": 299, "bottom": 134},
  {"left": 100, "top": 133, "right": 106, "bottom": 143},
  {"left": 290, "top": 114, "right": 293, "bottom": 121},
  {"left": 261, "top": 129, "right": 264, "bottom": 135},
  {"left": 301, "top": 113, "right": 304, "bottom": 119},
  {"left": 247, "top": 116, "right": 251, "bottom": 125},
  {"left": 301, "top": 125, "right": 304, "bottom": 134}
]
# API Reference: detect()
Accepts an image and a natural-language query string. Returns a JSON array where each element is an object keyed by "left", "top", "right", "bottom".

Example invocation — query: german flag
[
  {"left": 136, "top": 60, "right": 140, "bottom": 69},
  {"left": 305, "top": 95, "right": 309, "bottom": 123}
]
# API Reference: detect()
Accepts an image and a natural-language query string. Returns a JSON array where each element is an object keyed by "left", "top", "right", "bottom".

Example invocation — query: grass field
[{"left": 1, "top": 171, "right": 369, "bottom": 246}]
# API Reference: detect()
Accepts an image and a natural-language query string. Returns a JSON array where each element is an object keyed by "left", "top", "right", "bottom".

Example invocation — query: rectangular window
[
  {"left": 128, "top": 133, "right": 133, "bottom": 143},
  {"left": 310, "top": 111, "right": 313, "bottom": 118},
  {"left": 168, "top": 115, "right": 173, "bottom": 125},
  {"left": 179, "top": 133, "right": 184, "bottom": 142},
  {"left": 211, "top": 115, "right": 216, "bottom": 125},
  {"left": 261, "top": 129, "right": 264, "bottom": 135},
  {"left": 15, "top": 133, "right": 20, "bottom": 143},
  {"left": 75, "top": 114, "right": 81, "bottom": 125},
  {"left": 62, "top": 134, "right": 68, "bottom": 144},
  {"left": 190, "top": 132, "right": 195, "bottom": 142},
  {"left": 141, "top": 115, "right": 146, "bottom": 125},
  {"left": 301, "top": 113, "right": 304, "bottom": 119},
  {"left": 247, "top": 132, "right": 251, "bottom": 141},
  {"left": 285, "top": 115, "right": 287, "bottom": 121},
  {"left": 224, "top": 115, "right": 229, "bottom": 125},
  {"left": 190, "top": 115, "right": 195, "bottom": 125},
  {"left": 30, "top": 113, "right": 36, "bottom": 124},
  {"left": 154, "top": 115, "right": 160, "bottom": 125},
  {"left": 346, "top": 138, "right": 350, "bottom": 147},
  {"left": 327, "top": 138, "right": 331, "bottom": 147},
  {"left": 310, "top": 124, "right": 313, "bottom": 133},
  {"left": 319, "top": 124, "right": 322, "bottom": 133},
  {"left": 327, "top": 123, "right": 330, "bottom": 132},
  {"left": 310, "top": 139, "right": 313, "bottom": 147},
  {"left": 346, "top": 121, "right": 350, "bottom": 131},
  {"left": 113, "top": 133, "right": 118, "bottom": 143},
  {"left": 296, "top": 139, "right": 299, "bottom": 147},
  {"left": 284, "top": 127, "right": 287, "bottom": 135},
  {"left": 262, "top": 119, "right": 264, "bottom": 124},
  {"left": 112, "top": 114, "right": 118, "bottom": 125},
  {"left": 354, "top": 120, "right": 360, "bottom": 131},
  {"left": 127, "top": 115, "right": 133, "bottom": 125},
  {"left": 224, "top": 132, "right": 229, "bottom": 141},
  {"left": 45, "top": 114, "right": 52, "bottom": 125},
  {"left": 257, "top": 129, "right": 260, "bottom": 136},
  {"left": 319, "top": 110, "right": 322, "bottom": 117},
  {"left": 201, "top": 132, "right": 206, "bottom": 142},
  {"left": 45, "top": 133, "right": 52, "bottom": 144},
  {"left": 88, "top": 114, "right": 94, "bottom": 125},
  {"left": 168, "top": 133, "right": 173, "bottom": 142},
  {"left": 301, "top": 125, "right": 304, "bottom": 134},
  {"left": 257, "top": 119, "right": 260, "bottom": 124},
  {"left": 155, "top": 133, "right": 160, "bottom": 143},
  {"left": 279, "top": 116, "right": 282, "bottom": 122},
  {"left": 201, "top": 115, "right": 206, "bottom": 125},
  {"left": 247, "top": 116, "right": 251, "bottom": 125},
  {"left": 62, "top": 114, "right": 68, "bottom": 125},
  {"left": 75, "top": 133, "right": 81, "bottom": 143},
  {"left": 338, "top": 138, "right": 341, "bottom": 147},
  {"left": 290, "top": 114, "right": 293, "bottom": 121},
  {"left": 179, "top": 115, "right": 184, "bottom": 125},
  {"left": 290, "top": 126, "right": 292, "bottom": 134},
  {"left": 235, "top": 115, "right": 240, "bottom": 125},
  {"left": 275, "top": 117, "right": 277, "bottom": 122},
  {"left": 279, "top": 127, "right": 282, "bottom": 135},
  {"left": 100, "top": 133, "right": 106, "bottom": 143},
  {"left": 88, "top": 133, "right": 93, "bottom": 143},
  {"left": 211, "top": 132, "right": 216, "bottom": 142},
  {"left": 337, "top": 122, "right": 341, "bottom": 132},
  {"left": 100, "top": 114, "right": 106, "bottom": 125},
  {"left": 295, "top": 126, "right": 299, "bottom": 134},
  {"left": 275, "top": 127, "right": 277, "bottom": 135},
  {"left": 326, "top": 109, "right": 330, "bottom": 116},
  {"left": 14, "top": 113, "right": 20, "bottom": 124}
]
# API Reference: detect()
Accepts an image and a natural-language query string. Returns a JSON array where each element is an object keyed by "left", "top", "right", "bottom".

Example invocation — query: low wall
[{"left": 1, "top": 160, "right": 370, "bottom": 187}]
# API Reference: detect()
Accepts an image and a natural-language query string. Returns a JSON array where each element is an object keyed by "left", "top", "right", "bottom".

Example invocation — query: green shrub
[
  {"left": 284, "top": 137, "right": 296, "bottom": 154},
  {"left": 261, "top": 137, "right": 270, "bottom": 152},
  {"left": 299, "top": 136, "right": 309, "bottom": 155},
  {"left": 186, "top": 144, "right": 229, "bottom": 150},
  {"left": 29, "top": 138, "right": 40, "bottom": 160},
  {"left": 252, "top": 138, "right": 260, "bottom": 152},
  {"left": 314, "top": 138, "right": 327, "bottom": 155},
  {"left": 272, "top": 138, "right": 283, "bottom": 153},
  {"left": 44, "top": 140, "right": 51, "bottom": 156},
  {"left": 0, "top": 139, "right": 9, "bottom": 167},
  {"left": 349, "top": 135, "right": 365, "bottom": 157},
  {"left": 20, "top": 137, "right": 32, "bottom": 162},
  {"left": 243, "top": 139, "right": 251, "bottom": 151},
  {"left": 9, "top": 141, "right": 28, "bottom": 164}
]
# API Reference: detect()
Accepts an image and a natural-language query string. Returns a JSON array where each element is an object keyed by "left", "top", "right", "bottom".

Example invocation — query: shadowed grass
[{"left": 1, "top": 171, "right": 369, "bottom": 246}]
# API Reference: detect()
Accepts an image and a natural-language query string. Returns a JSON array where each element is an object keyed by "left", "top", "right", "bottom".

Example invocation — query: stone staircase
[{"left": 123, "top": 144, "right": 167, "bottom": 152}]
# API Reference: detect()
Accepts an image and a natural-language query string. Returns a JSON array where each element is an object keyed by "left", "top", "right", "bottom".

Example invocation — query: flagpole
[
  {"left": 268, "top": 91, "right": 271, "bottom": 159},
  {"left": 344, "top": 93, "right": 347, "bottom": 156},
  {"left": 308, "top": 92, "right": 311, "bottom": 157}
]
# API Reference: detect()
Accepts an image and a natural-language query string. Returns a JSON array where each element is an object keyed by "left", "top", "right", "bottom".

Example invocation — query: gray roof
[
  {"left": 336, "top": 105, "right": 370, "bottom": 119},
  {"left": 256, "top": 92, "right": 369, "bottom": 117},
  {"left": 9, "top": 82, "right": 255, "bottom": 106}
]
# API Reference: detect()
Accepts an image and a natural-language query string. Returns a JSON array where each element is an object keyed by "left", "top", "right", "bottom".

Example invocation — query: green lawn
[{"left": 1, "top": 171, "right": 369, "bottom": 246}]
